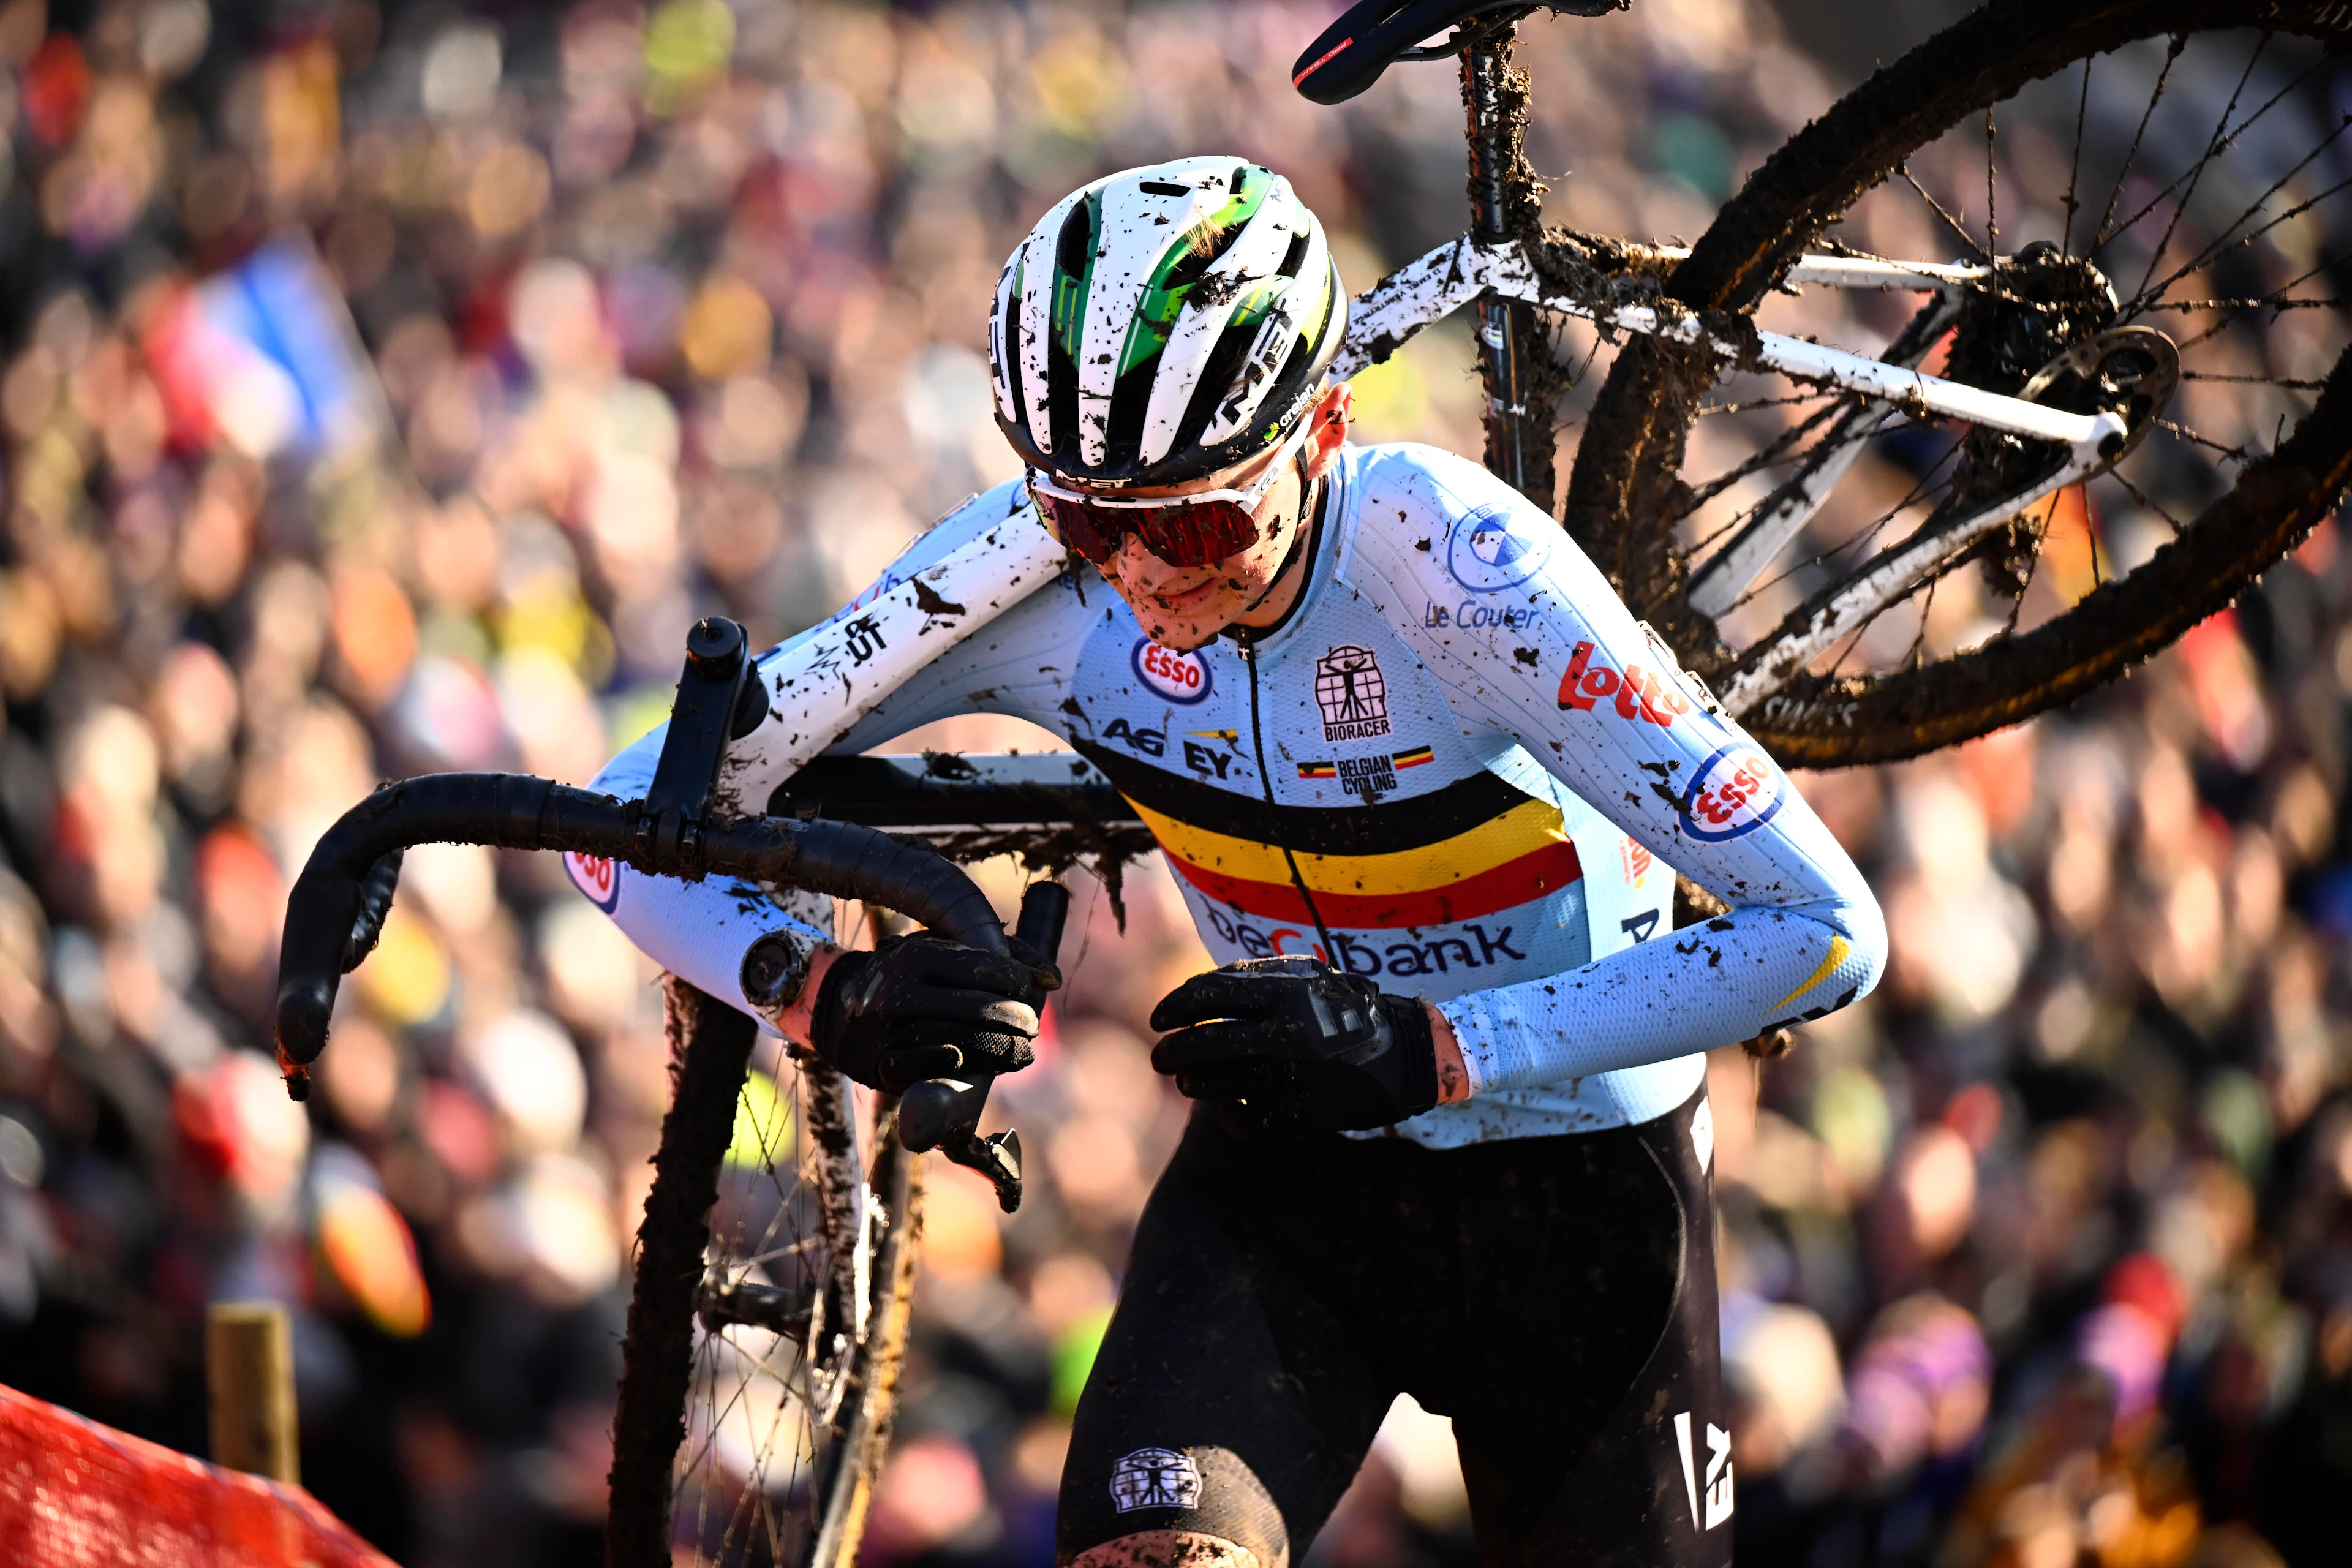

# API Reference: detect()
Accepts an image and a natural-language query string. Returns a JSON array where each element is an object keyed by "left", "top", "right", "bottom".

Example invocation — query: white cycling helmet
[{"left": 988, "top": 157, "right": 1348, "bottom": 489}]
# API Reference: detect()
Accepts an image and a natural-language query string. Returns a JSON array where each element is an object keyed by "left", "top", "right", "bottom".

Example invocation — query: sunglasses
[{"left": 1028, "top": 414, "right": 1317, "bottom": 569}]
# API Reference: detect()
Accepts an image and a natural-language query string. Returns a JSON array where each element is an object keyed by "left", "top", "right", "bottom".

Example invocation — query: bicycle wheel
[
  {"left": 606, "top": 978, "right": 923, "bottom": 1568},
  {"left": 1561, "top": 0, "right": 2352, "bottom": 767}
]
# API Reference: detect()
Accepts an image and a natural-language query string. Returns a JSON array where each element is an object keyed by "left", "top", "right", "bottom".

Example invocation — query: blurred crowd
[{"left": 0, "top": 0, "right": 2346, "bottom": 1566}]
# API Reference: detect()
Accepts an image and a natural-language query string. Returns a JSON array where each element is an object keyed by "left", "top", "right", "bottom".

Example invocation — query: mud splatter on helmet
[{"left": 989, "top": 157, "right": 1348, "bottom": 489}]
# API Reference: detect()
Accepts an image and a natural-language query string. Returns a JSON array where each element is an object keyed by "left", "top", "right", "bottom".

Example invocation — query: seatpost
[{"left": 1462, "top": 23, "right": 1536, "bottom": 498}]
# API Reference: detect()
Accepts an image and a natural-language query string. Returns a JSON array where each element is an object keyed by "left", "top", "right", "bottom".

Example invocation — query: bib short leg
[{"left": 1056, "top": 1085, "right": 1735, "bottom": 1568}]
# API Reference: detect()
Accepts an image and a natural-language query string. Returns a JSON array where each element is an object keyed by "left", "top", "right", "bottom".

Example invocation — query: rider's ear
[{"left": 1303, "top": 382, "right": 1352, "bottom": 478}]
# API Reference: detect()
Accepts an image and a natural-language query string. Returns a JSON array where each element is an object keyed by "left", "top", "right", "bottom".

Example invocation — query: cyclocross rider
[{"left": 586, "top": 157, "right": 1886, "bottom": 1566}]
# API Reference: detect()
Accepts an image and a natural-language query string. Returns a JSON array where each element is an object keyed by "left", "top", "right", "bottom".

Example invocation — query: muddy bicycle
[{"left": 274, "top": 1, "right": 2352, "bottom": 1562}]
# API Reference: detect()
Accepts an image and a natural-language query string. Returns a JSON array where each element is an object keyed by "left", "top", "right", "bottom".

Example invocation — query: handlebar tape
[{"left": 274, "top": 773, "right": 1006, "bottom": 1077}]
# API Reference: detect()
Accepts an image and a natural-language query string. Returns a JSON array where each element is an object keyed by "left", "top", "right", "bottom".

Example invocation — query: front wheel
[
  {"left": 606, "top": 978, "right": 922, "bottom": 1568},
  {"left": 1564, "top": 0, "right": 2352, "bottom": 766}
]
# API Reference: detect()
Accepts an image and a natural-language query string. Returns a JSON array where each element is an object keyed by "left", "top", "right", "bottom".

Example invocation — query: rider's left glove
[
  {"left": 1149, "top": 957, "right": 1439, "bottom": 1137},
  {"left": 809, "top": 932, "right": 1057, "bottom": 1093}
]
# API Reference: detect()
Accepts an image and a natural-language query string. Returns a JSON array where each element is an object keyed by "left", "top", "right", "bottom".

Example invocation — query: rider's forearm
[
  {"left": 585, "top": 724, "right": 833, "bottom": 1033},
  {"left": 1437, "top": 894, "right": 1885, "bottom": 1095}
]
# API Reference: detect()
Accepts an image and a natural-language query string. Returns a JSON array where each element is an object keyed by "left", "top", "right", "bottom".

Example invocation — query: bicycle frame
[
  {"left": 1335, "top": 233, "right": 2126, "bottom": 707},
  {"left": 1336, "top": 235, "right": 2115, "bottom": 454}
]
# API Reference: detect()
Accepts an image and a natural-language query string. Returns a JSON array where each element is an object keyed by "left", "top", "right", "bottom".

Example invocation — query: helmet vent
[
  {"left": 1138, "top": 180, "right": 1191, "bottom": 196},
  {"left": 1278, "top": 230, "right": 1310, "bottom": 278}
]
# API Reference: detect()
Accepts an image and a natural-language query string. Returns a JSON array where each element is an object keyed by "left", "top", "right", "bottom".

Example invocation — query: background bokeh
[{"left": 0, "top": 1, "right": 2347, "bottom": 1565}]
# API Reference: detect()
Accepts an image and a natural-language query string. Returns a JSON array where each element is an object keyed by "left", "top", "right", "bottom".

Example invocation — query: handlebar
[{"left": 273, "top": 770, "right": 1037, "bottom": 1205}]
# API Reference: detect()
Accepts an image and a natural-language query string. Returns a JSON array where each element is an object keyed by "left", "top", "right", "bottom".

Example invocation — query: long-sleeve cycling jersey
[{"left": 582, "top": 441, "right": 1885, "bottom": 1147}]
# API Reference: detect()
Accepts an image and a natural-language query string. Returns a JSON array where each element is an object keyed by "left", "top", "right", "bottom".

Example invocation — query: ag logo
[
  {"left": 1680, "top": 745, "right": 1785, "bottom": 843},
  {"left": 1131, "top": 638, "right": 1213, "bottom": 704},
  {"left": 567, "top": 851, "right": 620, "bottom": 913},
  {"left": 1446, "top": 504, "right": 1553, "bottom": 594}
]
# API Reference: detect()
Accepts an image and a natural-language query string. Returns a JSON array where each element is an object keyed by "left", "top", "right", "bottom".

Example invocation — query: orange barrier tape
[{"left": 0, "top": 1381, "right": 393, "bottom": 1567}]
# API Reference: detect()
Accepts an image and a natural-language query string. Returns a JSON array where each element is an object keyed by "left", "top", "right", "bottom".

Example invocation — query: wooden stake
[{"left": 206, "top": 1302, "right": 299, "bottom": 1483}]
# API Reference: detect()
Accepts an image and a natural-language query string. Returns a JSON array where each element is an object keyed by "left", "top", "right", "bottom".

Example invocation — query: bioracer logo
[
  {"left": 1557, "top": 641, "right": 1692, "bottom": 726},
  {"left": 1314, "top": 646, "right": 1392, "bottom": 742},
  {"left": 1131, "top": 638, "right": 1213, "bottom": 704}
]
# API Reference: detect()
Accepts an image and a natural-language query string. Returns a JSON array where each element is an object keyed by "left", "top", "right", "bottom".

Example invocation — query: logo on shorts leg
[
  {"left": 1110, "top": 1447, "right": 1203, "bottom": 1512},
  {"left": 1673, "top": 1412, "right": 1735, "bottom": 1529}
]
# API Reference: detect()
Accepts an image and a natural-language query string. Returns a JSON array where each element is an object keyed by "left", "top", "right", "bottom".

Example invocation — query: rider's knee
[{"left": 1066, "top": 1529, "right": 1263, "bottom": 1567}]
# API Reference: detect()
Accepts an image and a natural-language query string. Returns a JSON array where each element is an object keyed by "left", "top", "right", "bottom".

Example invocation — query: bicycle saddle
[{"left": 1292, "top": 0, "right": 1627, "bottom": 105}]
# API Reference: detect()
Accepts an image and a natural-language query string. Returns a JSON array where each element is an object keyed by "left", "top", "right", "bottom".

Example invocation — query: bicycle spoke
[
  {"left": 1727, "top": 454, "right": 1952, "bottom": 617},
  {"left": 2153, "top": 417, "right": 2251, "bottom": 464},
  {"left": 1986, "top": 107, "right": 2000, "bottom": 257},
  {"left": 1900, "top": 163, "right": 1989, "bottom": 260},
  {"left": 1697, "top": 391, "right": 1836, "bottom": 417},
  {"left": 2098, "top": 52, "right": 2327, "bottom": 258},
  {"left": 2109, "top": 468, "right": 2190, "bottom": 533},
  {"left": 2092, "top": 34, "right": 2187, "bottom": 254},
  {"left": 2129, "top": 32, "right": 2270, "bottom": 305},
  {"left": 1681, "top": 396, "right": 1847, "bottom": 519},
  {"left": 2128, "top": 147, "right": 2352, "bottom": 315},
  {"left": 2064, "top": 58, "right": 2092, "bottom": 255},
  {"left": 2180, "top": 371, "right": 2331, "bottom": 390}
]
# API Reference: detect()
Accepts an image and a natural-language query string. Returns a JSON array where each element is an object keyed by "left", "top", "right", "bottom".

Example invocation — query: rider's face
[{"left": 1080, "top": 383, "right": 1351, "bottom": 652}]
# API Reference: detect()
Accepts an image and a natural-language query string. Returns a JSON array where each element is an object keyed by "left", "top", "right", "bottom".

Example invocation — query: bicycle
[
  {"left": 272, "top": 1, "right": 2352, "bottom": 1564},
  {"left": 1302, "top": 0, "right": 2352, "bottom": 766}
]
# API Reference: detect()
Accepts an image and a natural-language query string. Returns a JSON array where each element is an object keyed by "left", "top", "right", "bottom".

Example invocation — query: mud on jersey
[{"left": 587, "top": 442, "right": 1886, "bottom": 1146}]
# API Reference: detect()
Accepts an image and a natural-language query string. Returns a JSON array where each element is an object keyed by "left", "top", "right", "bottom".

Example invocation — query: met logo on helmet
[
  {"left": 1131, "top": 638, "right": 1214, "bottom": 704},
  {"left": 1446, "top": 504, "right": 1553, "bottom": 594}
]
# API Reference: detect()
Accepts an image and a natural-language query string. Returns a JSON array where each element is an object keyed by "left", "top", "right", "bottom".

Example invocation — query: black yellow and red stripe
[{"left": 1074, "top": 740, "right": 1581, "bottom": 928}]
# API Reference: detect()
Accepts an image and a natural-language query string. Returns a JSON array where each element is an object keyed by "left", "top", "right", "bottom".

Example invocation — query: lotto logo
[
  {"left": 1557, "top": 642, "right": 1691, "bottom": 726},
  {"left": 567, "top": 851, "right": 620, "bottom": 913}
]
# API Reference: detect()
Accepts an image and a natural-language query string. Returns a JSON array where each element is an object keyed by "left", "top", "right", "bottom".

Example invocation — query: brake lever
[{"left": 899, "top": 880, "right": 1070, "bottom": 1212}]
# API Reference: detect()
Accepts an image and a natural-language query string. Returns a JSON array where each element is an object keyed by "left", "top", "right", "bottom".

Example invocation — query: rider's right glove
[
  {"left": 1148, "top": 957, "right": 1439, "bottom": 1137},
  {"left": 807, "top": 932, "right": 1057, "bottom": 1093}
]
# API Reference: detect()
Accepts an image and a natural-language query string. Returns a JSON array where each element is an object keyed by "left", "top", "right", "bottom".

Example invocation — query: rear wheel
[{"left": 1562, "top": 0, "right": 2352, "bottom": 766}]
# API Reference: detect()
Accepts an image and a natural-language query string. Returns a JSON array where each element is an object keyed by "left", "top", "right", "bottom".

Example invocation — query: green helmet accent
[{"left": 989, "top": 157, "right": 1348, "bottom": 488}]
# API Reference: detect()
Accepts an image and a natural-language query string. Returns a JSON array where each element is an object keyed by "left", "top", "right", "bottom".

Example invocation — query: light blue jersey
[{"left": 586, "top": 442, "right": 1885, "bottom": 1146}]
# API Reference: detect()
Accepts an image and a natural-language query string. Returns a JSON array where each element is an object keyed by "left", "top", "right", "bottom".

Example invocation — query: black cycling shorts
[{"left": 1057, "top": 1084, "right": 1735, "bottom": 1568}]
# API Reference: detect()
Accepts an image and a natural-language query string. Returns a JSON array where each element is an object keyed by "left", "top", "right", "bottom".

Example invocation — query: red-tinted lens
[
  {"left": 1036, "top": 491, "right": 1261, "bottom": 569},
  {"left": 1035, "top": 491, "right": 1121, "bottom": 563},
  {"left": 1131, "top": 499, "right": 1261, "bottom": 568}
]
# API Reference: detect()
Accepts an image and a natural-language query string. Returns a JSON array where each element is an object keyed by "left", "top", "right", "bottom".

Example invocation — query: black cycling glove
[
  {"left": 1149, "top": 957, "right": 1439, "bottom": 1137},
  {"left": 809, "top": 932, "right": 1057, "bottom": 1093}
]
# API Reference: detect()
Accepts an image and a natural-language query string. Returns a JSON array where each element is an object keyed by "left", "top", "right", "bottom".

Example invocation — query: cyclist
[{"left": 586, "top": 156, "right": 1884, "bottom": 1567}]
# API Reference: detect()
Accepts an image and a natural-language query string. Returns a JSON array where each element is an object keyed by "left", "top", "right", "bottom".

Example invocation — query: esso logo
[
  {"left": 1131, "top": 638, "right": 1214, "bottom": 704},
  {"left": 1680, "top": 745, "right": 1787, "bottom": 843},
  {"left": 567, "top": 851, "right": 620, "bottom": 912},
  {"left": 1446, "top": 504, "right": 1553, "bottom": 594}
]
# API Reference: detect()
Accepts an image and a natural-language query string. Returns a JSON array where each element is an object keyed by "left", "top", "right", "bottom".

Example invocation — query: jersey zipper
[{"left": 1235, "top": 631, "right": 1340, "bottom": 967}]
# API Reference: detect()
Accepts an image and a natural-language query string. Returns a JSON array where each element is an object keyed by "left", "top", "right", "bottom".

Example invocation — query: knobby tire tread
[{"left": 607, "top": 978, "right": 760, "bottom": 1568}]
